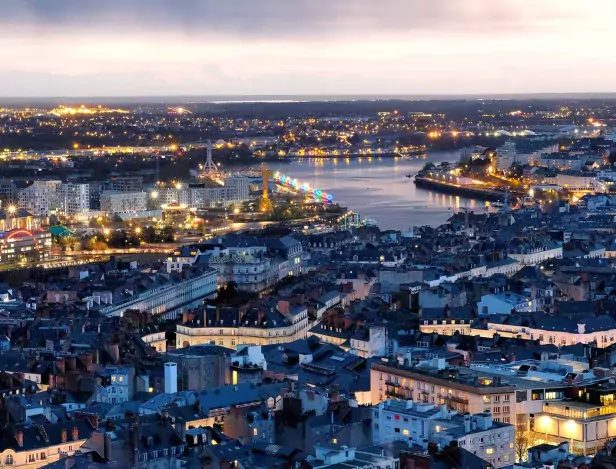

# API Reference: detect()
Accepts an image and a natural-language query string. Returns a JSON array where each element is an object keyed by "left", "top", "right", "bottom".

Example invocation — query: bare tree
[
  {"left": 516, "top": 428, "right": 541, "bottom": 463},
  {"left": 515, "top": 428, "right": 530, "bottom": 463}
]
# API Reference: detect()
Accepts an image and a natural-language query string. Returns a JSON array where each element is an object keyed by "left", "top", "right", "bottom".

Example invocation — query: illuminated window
[
  {"left": 232, "top": 370, "right": 238, "bottom": 386},
  {"left": 253, "top": 428, "right": 258, "bottom": 436},
  {"left": 509, "top": 442, "right": 514, "bottom": 449},
  {"left": 332, "top": 438, "right": 337, "bottom": 444},
  {"left": 119, "top": 376, "right": 124, "bottom": 383},
  {"left": 403, "top": 429, "right": 409, "bottom": 436},
  {"left": 486, "top": 448, "right": 494, "bottom": 455}
]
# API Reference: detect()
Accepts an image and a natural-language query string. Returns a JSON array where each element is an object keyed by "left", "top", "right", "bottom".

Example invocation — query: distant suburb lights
[{"left": 273, "top": 172, "right": 334, "bottom": 203}]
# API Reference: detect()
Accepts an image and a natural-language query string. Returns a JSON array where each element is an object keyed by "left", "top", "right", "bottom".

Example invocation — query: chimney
[
  {"left": 83, "top": 353, "right": 93, "bottom": 371},
  {"left": 277, "top": 300, "right": 290, "bottom": 315},
  {"left": 176, "top": 417, "right": 186, "bottom": 442},
  {"left": 15, "top": 431, "right": 23, "bottom": 447},
  {"left": 578, "top": 323, "right": 585, "bottom": 334},
  {"left": 463, "top": 414, "right": 471, "bottom": 434},
  {"left": 56, "top": 358, "right": 66, "bottom": 375},
  {"left": 61, "top": 428, "right": 68, "bottom": 443},
  {"left": 72, "top": 426, "right": 79, "bottom": 441},
  {"left": 216, "top": 307, "right": 220, "bottom": 324},
  {"left": 258, "top": 308, "right": 266, "bottom": 324}
]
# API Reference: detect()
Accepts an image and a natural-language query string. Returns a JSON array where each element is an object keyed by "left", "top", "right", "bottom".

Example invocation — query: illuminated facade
[
  {"left": 98, "top": 268, "right": 218, "bottom": 318},
  {"left": 533, "top": 395, "right": 616, "bottom": 456},
  {"left": 0, "top": 207, "right": 38, "bottom": 232},
  {"left": 370, "top": 362, "right": 516, "bottom": 420},
  {"left": 0, "top": 229, "right": 52, "bottom": 264}
]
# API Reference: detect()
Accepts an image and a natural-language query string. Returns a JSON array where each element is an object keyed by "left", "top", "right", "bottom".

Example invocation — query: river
[{"left": 268, "top": 151, "right": 490, "bottom": 230}]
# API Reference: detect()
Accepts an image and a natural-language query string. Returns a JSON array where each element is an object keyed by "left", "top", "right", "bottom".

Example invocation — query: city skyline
[{"left": 2, "top": 0, "right": 616, "bottom": 97}]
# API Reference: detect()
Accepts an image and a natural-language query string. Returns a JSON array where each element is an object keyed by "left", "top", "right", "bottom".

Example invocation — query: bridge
[{"left": 272, "top": 171, "right": 334, "bottom": 203}]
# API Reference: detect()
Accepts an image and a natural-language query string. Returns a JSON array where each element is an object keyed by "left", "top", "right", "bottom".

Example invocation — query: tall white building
[
  {"left": 18, "top": 180, "right": 62, "bottom": 217},
  {"left": 150, "top": 176, "right": 252, "bottom": 210},
  {"left": 495, "top": 141, "right": 518, "bottom": 171},
  {"left": 18, "top": 181, "right": 90, "bottom": 216},
  {"left": 100, "top": 191, "right": 148, "bottom": 214},
  {"left": 57, "top": 183, "right": 90, "bottom": 215}
]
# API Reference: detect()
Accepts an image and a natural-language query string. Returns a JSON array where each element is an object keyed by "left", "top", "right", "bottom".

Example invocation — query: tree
[
  {"left": 515, "top": 427, "right": 541, "bottom": 463},
  {"left": 423, "top": 162, "right": 436, "bottom": 171},
  {"left": 84, "top": 237, "right": 108, "bottom": 251}
]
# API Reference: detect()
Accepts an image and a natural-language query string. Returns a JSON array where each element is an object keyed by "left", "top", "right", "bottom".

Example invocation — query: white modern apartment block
[
  {"left": 495, "top": 141, "right": 519, "bottom": 171},
  {"left": 57, "top": 183, "right": 90, "bottom": 215},
  {"left": 18, "top": 180, "right": 62, "bottom": 217},
  {"left": 372, "top": 399, "right": 515, "bottom": 469},
  {"left": 151, "top": 176, "right": 251, "bottom": 210},
  {"left": 100, "top": 191, "right": 148, "bottom": 214},
  {"left": 189, "top": 177, "right": 251, "bottom": 208}
]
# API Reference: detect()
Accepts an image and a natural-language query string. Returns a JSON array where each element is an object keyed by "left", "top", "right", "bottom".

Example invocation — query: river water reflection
[{"left": 268, "top": 151, "right": 490, "bottom": 230}]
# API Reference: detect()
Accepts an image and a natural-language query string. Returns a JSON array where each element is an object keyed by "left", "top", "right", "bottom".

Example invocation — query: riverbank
[{"left": 414, "top": 176, "right": 507, "bottom": 202}]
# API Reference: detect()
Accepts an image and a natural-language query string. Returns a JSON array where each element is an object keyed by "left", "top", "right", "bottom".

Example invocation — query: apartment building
[
  {"left": 176, "top": 301, "right": 310, "bottom": 350},
  {"left": 107, "top": 175, "right": 143, "bottom": 192},
  {"left": 372, "top": 399, "right": 515, "bottom": 468},
  {"left": 507, "top": 241, "right": 563, "bottom": 265},
  {"left": 370, "top": 361, "right": 516, "bottom": 421},
  {"left": 100, "top": 191, "right": 148, "bottom": 214},
  {"left": 0, "top": 419, "right": 96, "bottom": 468},
  {"left": 18, "top": 180, "right": 61, "bottom": 217},
  {"left": 56, "top": 183, "right": 90, "bottom": 215},
  {"left": 97, "top": 268, "right": 218, "bottom": 318}
]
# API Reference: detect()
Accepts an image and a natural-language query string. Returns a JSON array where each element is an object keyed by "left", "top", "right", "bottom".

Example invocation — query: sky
[{"left": 1, "top": 0, "right": 615, "bottom": 97}]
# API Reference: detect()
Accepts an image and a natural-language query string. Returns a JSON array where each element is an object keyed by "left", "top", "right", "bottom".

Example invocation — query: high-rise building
[
  {"left": 57, "top": 183, "right": 90, "bottom": 215},
  {"left": 18, "top": 180, "right": 62, "bottom": 217},
  {"left": 100, "top": 191, "right": 148, "bottom": 214}
]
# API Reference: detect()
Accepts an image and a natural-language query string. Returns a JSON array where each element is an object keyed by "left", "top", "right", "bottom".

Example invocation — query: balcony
[
  {"left": 386, "top": 389, "right": 413, "bottom": 399},
  {"left": 448, "top": 395, "right": 469, "bottom": 404}
]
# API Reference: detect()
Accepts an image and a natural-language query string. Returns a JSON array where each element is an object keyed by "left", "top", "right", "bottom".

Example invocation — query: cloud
[
  {"left": 1, "top": 0, "right": 615, "bottom": 96},
  {"left": 2, "top": 0, "right": 586, "bottom": 38}
]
